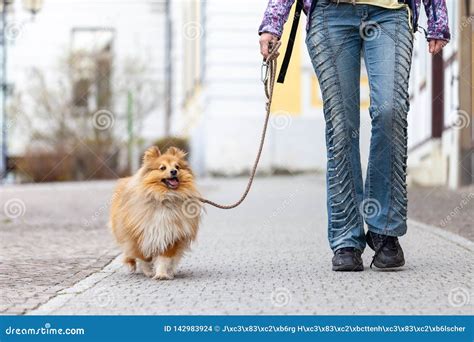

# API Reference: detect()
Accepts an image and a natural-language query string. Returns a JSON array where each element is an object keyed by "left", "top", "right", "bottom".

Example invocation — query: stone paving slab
[
  {"left": 0, "top": 182, "right": 119, "bottom": 314},
  {"left": 408, "top": 184, "right": 474, "bottom": 241},
  {"left": 25, "top": 176, "right": 473, "bottom": 315}
]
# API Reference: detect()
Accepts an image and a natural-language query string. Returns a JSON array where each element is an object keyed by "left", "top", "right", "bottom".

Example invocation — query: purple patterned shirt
[{"left": 259, "top": 0, "right": 450, "bottom": 41}]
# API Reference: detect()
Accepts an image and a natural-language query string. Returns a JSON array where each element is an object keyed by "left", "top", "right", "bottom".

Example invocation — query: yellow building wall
[{"left": 270, "top": 5, "right": 302, "bottom": 115}]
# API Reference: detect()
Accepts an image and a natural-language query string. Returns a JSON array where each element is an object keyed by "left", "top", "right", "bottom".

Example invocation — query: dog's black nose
[{"left": 170, "top": 169, "right": 177, "bottom": 176}]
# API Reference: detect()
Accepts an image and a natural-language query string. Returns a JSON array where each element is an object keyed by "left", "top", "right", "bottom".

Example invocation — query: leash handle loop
[{"left": 277, "top": 0, "right": 304, "bottom": 84}]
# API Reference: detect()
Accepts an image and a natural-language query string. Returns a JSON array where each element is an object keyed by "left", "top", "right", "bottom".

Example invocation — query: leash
[
  {"left": 277, "top": 0, "right": 304, "bottom": 83},
  {"left": 197, "top": 41, "right": 282, "bottom": 209}
]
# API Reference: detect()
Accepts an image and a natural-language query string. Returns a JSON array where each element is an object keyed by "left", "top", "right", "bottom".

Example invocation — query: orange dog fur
[{"left": 109, "top": 146, "right": 201, "bottom": 280}]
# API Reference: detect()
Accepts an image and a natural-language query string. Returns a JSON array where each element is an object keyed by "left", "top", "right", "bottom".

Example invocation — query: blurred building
[
  {"left": 9, "top": 0, "right": 167, "bottom": 156},
  {"left": 407, "top": 0, "right": 473, "bottom": 188},
  {"left": 177, "top": 0, "right": 472, "bottom": 189},
  {"left": 177, "top": 0, "right": 373, "bottom": 176},
  {"left": 7, "top": 0, "right": 472, "bottom": 187}
]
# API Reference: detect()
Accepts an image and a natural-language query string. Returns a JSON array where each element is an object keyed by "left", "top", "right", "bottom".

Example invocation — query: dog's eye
[
  {"left": 160, "top": 166, "right": 166, "bottom": 171},
  {"left": 175, "top": 165, "right": 180, "bottom": 170}
]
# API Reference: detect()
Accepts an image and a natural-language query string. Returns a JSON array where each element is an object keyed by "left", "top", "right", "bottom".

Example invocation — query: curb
[
  {"left": 28, "top": 256, "right": 122, "bottom": 315},
  {"left": 408, "top": 219, "right": 474, "bottom": 252}
]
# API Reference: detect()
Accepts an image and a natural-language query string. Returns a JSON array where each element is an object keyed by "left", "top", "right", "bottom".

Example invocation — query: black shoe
[
  {"left": 332, "top": 247, "right": 364, "bottom": 272},
  {"left": 366, "top": 231, "right": 405, "bottom": 269}
]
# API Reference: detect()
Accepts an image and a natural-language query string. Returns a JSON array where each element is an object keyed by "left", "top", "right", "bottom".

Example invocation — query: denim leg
[
  {"left": 306, "top": 3, "right": 365, "bottom": 251},
  {"left": 362, "top": 6, "right": 414, "bottom": 236}
]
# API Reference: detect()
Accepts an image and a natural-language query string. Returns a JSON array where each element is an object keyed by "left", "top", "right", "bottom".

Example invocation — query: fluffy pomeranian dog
[{"left": 110, "top": 146, "right": 201, "bottom": 280}]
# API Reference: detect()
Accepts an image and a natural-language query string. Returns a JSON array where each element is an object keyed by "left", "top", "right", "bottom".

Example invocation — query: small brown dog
[{"left": 109, "top": 146, "right": 201, "bottom": 280}]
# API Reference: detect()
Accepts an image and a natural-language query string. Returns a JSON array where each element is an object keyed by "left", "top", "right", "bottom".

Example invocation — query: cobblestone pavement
[
  {"left": 0, "top": 182, "right": 119, "bottom": 314},
  {"left": 2, "top": 175, "right": 469, "bottom": 315}
]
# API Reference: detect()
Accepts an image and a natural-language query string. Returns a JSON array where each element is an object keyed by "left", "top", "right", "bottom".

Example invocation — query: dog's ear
[
  {"left": 166, "top": 147, "right": 187, "bottom": 159},
  {"left": 143, "top": 146, "right": 161, "bottom": 163}
]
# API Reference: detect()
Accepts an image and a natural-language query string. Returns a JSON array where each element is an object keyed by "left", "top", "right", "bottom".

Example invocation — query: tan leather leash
[{"left": 197, "top": 41, "right": 282, "bottom": 209}]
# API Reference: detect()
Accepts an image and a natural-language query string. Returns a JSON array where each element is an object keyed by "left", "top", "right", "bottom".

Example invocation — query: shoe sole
[
  {"left": 332, "top": 264, "right": 364, "bottom": 272},
  {"left": 372, "top": 260, "right": 405, "bottom": 269}
]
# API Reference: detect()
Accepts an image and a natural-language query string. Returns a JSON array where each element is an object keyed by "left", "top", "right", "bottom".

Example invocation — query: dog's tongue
[{"left": 168, "top": 178, "right": 179, "bottom": 187}]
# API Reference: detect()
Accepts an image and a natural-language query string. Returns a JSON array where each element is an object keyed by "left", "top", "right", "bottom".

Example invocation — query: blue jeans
[{"left": 305, "top": 0, "right": 414, "bottom": 251}]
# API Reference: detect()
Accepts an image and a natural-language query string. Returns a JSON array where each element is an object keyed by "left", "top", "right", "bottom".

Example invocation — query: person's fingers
[
  {"left": 429, "top": 40, "right": 447, "bottom": 54},
  {"left": 267, "top": 39, "right": 281, "bottom": 60},
  {"left": 429, "top": 40, "right": 436, "bottom": 54},
  {"left": 259, "top": 33, "right": 279, "bottom": 60},
  {"left": 436, "top": 40, "right": 446, "bottom": 54},
  {"left": 260, "top": 39, "right": 269, "bottom": 59}
]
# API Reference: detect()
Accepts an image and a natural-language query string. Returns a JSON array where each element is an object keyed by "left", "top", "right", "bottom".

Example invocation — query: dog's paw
[
  {"left": 124, "top": 257, "right": 137, "bottom": 273},
  {"left": 152, "top": 272, "right": 174, "bottom": 280},
  {"left": 143, "top": 269, "right": 154, "bottom": 278},
  {"left": 141, "top": 264, "right": 154, "bottom": 278},
  {"left": 126, "top": 262, "right": 137, "bottom": 273}
]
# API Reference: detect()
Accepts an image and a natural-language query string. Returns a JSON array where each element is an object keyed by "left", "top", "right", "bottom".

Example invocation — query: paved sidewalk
[
  {"left": 408, "top": 184, "right": 474, "bottom": 241},
  {"left": 0, "top": 182, "right": 119, "bottom": 314},
  {"left": 3, "top": 175, "right": 468, "bottom": 315}
]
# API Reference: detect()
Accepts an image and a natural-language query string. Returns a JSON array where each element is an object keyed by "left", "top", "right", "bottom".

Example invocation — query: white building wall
[
  {"left": 406, "top": 0, "right": 463, "bottom": 187},
  {"left": 8, "top": 0, "right": 169, "bottom": 154}
]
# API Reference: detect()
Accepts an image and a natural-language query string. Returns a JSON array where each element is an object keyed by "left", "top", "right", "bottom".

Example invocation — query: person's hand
[
  {"left": 259, "top": 33, "right": 279, "bottom": 60},
  {"left": 429, "top": 39, "right": 447, "bottom": 54}
]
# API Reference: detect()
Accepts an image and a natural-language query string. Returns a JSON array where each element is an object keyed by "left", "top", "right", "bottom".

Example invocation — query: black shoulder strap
[{"left": 277, "top": 0, "right": 304, "bottom": 84}]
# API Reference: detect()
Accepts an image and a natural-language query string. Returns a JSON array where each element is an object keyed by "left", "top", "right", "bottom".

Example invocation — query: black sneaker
[
  {"left": 366, "top": 231, "right": 405, "bottom": 269},
  {"left": 332, "top": 247, "right": 364, "bottom": 272}
]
